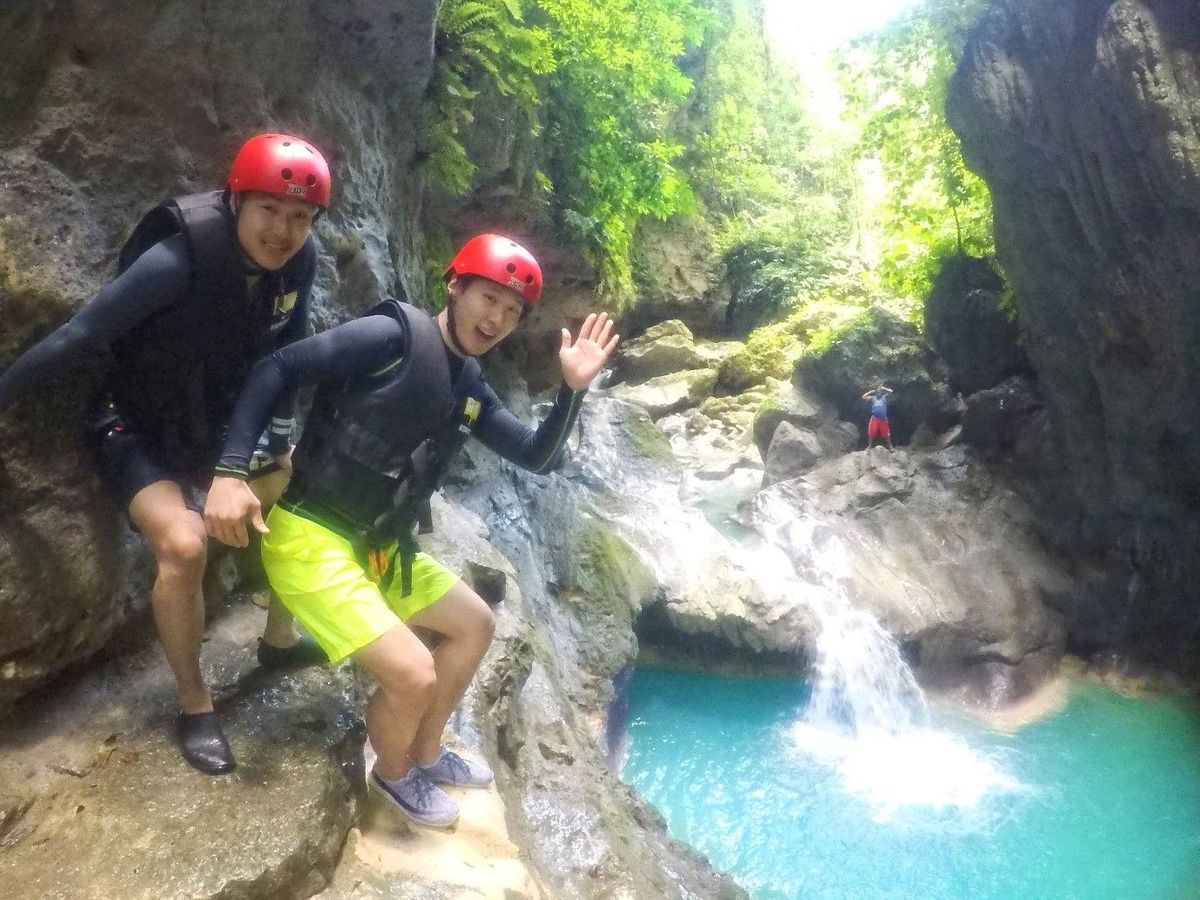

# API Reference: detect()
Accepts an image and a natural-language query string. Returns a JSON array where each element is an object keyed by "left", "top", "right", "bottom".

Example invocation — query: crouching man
[{"left": 203, "top": 234, "right": 617, "bottom": 826}]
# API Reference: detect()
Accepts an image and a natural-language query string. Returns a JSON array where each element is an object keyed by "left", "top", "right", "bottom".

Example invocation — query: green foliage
[
  {"left": 839, "top": 0, "right": 994, "bottom": 303},
  {"left": 681, "top": 0, "right": 858, "bottom": 335},
  {"left": 421, "top": 230, "right": 459, "bottom": 311},
  {"left": 428, "top": 0, "right": 709, "bottom": 301},
  {"left": 425, "top": 0, "right": 553, "bottom": 194},
  {"left": 722, "top": 237, "right": 819, "bottom": 335},
  {"left": 535, "top": 0, "right": 710, "bottom": 298}
]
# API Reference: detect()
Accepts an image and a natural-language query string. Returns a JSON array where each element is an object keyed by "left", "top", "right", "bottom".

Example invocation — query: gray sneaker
[
  {"left": 371, "top": 768, "right": 459, "bottom": 827},
  {"left": 418, "top": 748, "right": 494, "bottom": 788}
]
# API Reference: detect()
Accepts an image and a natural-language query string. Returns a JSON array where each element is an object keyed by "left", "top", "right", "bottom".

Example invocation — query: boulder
[
  {"left": 0, "top": 605, "right": 365, "bottom": 899},
  {"left": 924, "top": 253, "right": 1027, "bottom": 396},
  {"left": 751, "top": 376, "right": 829, "bottom": 459},
  {"left": 609, "top": 368, "right": 718, "bottom": 419},
  {"left": 796, "top": 306, "right": 958, "bottom": 443},
  {"left": 763, "top": 421, "right": 824, "bottom": 484},
  {"left": 961, "top": 377, "right": 1047, "bottom": 462},
  {"left": 694, "top": 339, "right": 746, "bottom": 371},
  {"left": 614, "top": 319, "right": 707, "bottom": 385},
  {"left": 816, "top": 418, "right": 861, "bottom": 457}
]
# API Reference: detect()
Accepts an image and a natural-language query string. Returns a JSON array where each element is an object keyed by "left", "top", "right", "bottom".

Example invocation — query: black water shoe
[
  {"left": 177, "top": 711, "right": 236, "bottom": 775},
  {"left": 256, "top": 635, "right": 328, "bottom": 670}
]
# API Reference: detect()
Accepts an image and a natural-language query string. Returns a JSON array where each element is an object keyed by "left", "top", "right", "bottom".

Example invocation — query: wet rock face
[
  {"left": 0, "top": 0, "right": 438, "bottom": 703},
  {"left": 948, "top": 0, "right": 1200, "bottom": 668},
  {"left": 626, "top": 216, "right": 727, "bottom": 337},
  {"left": 924, "top": 253, "right": 1027, "bottom": 396},
  {"left": 0, "top": 606, "right": 366, "bottom": 900},
  {"left": 440, "top": 412, "right": 749, "bottom": 899}
]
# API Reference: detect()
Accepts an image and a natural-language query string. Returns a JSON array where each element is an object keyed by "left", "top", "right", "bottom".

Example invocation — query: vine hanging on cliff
[{"left": 424, "top": 0, "right": 553, "bottom": 194}]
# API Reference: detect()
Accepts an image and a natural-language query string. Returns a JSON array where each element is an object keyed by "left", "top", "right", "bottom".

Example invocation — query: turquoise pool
[{"left": 620, "top": 668, "right": 1200, "bottom": 899}]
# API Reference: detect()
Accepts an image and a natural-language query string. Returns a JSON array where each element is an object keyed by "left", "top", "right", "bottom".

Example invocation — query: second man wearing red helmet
[
  {"left": 0, "top": 132, "right": 333, "bottom": 774},
  {"left": 204, "top": 234, "right": 618, "bottom": 827}
]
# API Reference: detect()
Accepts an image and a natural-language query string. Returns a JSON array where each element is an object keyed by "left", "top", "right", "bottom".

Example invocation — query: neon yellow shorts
[{"left": 261, "top": 504, "right": 459, "bottom": 664}]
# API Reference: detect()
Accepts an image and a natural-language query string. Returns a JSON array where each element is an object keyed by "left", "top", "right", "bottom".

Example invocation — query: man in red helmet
[
  {"left": 0, "top": 133, "right": 333, "bottom": 774},
  {"left": 203, "top": 234, "right": 618, "bottom": 826}
]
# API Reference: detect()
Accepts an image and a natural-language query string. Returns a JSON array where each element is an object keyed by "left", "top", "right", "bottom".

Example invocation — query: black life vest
[
  {"left": 288, "top": 299, "right": 487, "bottom": 536},
  {"left": 107, "top": 190, "right": 315, "bottom": 473}
]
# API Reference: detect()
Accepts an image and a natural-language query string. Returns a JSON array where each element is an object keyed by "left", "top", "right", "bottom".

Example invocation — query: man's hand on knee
[{"left": 204, "top": 476, "right": 268, "bottom": 548}]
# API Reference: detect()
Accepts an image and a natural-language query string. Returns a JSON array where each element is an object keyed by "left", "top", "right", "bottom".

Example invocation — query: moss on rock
[
  {"left": 619, "top": 404, "right": 676, "bottom": 463},
  {"left": 569, "top": 518, "right": 655, "bottom": 617}
]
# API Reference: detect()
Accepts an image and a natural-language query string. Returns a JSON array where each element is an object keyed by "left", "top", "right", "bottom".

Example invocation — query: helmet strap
[{"left": 444, "top": 297, "right": 473, "bottom": 357}]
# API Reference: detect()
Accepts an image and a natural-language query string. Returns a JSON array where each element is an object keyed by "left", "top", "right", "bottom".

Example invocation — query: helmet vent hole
[
  {"left": 506, "top": 263, "right": 517, "bottom": 273},
  {"left": 306, "top": 174, "right": 317, "bottom": 186},
  {"left": 525, "top": 275, "right": 534, "bottom": 284},
  {"left": 282, "top": 141, "right": 292, "bottom": 147},
  {"left": 281, "top": 168, "right": 294, "bottom": 180}
]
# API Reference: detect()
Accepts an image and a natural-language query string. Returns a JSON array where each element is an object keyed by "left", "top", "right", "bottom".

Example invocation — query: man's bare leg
[
  {"left": 404, "top": 582, "right": 496, "bottom": 765},
  {"left": 128, "top": 480, "right": 210, "bottom": 714},
  {"left": 353, "top": 625, "right": 437, "bottom": 780}
]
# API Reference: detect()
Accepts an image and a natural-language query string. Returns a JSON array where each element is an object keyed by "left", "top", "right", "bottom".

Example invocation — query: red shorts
[{"left": 868, "top": 416, "right": 890, "bottom": 440}]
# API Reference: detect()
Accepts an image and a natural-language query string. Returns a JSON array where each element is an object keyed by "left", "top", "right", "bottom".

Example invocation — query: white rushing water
[
  {"left": 751, "top": 490, "right": 1022, "bottom": 820},
  {"left": 583, "top": 397, "right": 1021, "bottom": 819}
]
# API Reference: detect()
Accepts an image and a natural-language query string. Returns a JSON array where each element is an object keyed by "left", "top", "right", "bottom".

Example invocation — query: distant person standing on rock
[{"left": 862, "top": 384, "right": 894, "bottom": 450}]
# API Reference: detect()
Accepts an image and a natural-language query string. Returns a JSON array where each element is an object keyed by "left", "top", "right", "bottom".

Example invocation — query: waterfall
[
  {"left": 582, "top": 396, "right": 1020, "bottom": 817},
  {"left": 751, "top": 491, "right": 929, "bottom": 735},
  {"left": 750, "top": 489, "right": 1021, "bottom": 820}
]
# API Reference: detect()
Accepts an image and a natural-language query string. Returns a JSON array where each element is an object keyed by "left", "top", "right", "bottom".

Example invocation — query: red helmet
[
  {"left": 446, "top": 234, "right": 543, "bottom": 305},
  {"left": 227, "top": 133, "right": 332, "bottom": 208}
]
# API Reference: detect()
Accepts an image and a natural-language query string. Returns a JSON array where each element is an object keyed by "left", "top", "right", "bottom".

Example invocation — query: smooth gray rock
[
  {"left": 763, "top": 421, "right": 824, "bottom": 484},
  {"left": 752, "top": 376, "right": 830, "bottom": 459},
  {"left": 609, "top": 368, "right": 718, "bottom": 419},
  {"left": 615, "top": 319, "right": 707, "bottom": 385}
]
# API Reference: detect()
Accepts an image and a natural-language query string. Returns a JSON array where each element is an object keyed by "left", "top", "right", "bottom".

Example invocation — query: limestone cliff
[{"left": 948, "top": 0, "right": 1200, "bottom": 670}]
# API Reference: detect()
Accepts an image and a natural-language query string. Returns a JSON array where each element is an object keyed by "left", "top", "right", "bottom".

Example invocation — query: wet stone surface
[{"left": 0, "top": 605, "right": 365, "bottom": 900}]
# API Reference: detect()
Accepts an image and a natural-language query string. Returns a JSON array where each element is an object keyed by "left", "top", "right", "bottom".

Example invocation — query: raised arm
[{"left": 472, "top": 311, "right": 618, "bottom": 473}]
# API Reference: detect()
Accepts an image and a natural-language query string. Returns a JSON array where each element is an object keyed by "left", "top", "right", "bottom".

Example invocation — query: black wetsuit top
[
  {"left": 215, "top": 313, "right": 584, "bottom": 478},
  {"left": 0, "top": 234, "right": 309, "bottom": 453}
]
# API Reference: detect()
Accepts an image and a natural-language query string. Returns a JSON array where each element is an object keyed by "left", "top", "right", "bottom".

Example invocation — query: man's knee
[
  {"left": 443, "top": 591, "right": 496, "bottom": 648},
  {"left": 154, "top": 523, "right": 208, "bottom": 575},
  {"left": 473, "top": 601, "right": 496, "bottom": 645},
  {"left": 376, "top": 646, "right": 437, "bottom": 702}
]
